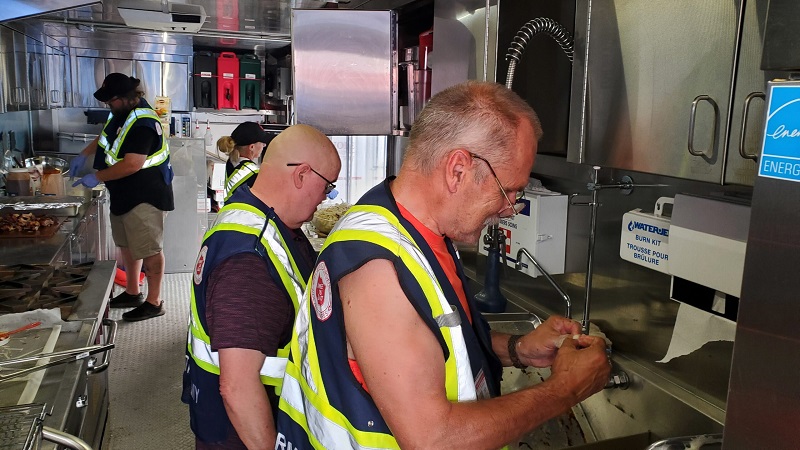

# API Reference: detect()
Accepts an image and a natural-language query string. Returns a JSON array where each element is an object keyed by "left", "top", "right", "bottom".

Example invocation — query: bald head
[
  {"left": 261, "top": 124, "right": 337, "bottom": 170},
  {"left": 251, "top": 124, "right": 341, "bottom": 228}
]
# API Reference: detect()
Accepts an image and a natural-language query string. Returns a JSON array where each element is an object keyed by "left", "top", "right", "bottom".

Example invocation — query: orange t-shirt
[
  {"left": 349, "top": 202, "right": 471, "bottom": 392},
  {"left": 396, "top": 202, "right": 471, "bottom": 323}
]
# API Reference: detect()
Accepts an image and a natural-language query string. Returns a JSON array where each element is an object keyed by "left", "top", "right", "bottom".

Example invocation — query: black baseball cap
[
  {"left": 231, "top": 122, "right": 270, "bottom": 146},
  {"left": 94, "top": 73, "right": 140, "bottom": 102}
]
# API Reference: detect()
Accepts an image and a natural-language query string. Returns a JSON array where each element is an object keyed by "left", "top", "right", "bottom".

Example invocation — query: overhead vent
[{"left": 117, "top": 0, "right": 206, "bottom": 33}]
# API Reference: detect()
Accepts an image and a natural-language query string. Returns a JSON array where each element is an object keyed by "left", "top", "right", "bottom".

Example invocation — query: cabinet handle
[
  {"left": 688, "top": 95, "right": 719, "bottom": 157},
  {"left": 50, "top": 89, "right": 61, "bottom": 104},
  {"left": 14, "top": 87, "right": 26, "bottom": 104},
  {"left": 87, "top": 318, "right": 117, "bottom": 374},
  {"left": 739, "top": 92, "right": 765, "bottom": 161}
]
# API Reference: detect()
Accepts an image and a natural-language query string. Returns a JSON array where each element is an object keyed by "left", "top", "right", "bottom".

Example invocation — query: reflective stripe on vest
[
  {"left": 224, "top": 161, "right": 259, "bottom": 201},
  {"left": 279, "top": 204, "right": 477, "bottom": 449},
  {"left": 103, "top": 108, "right": 169, "bottom": 169},
  {"left": 97, "top": 112, "right": 113, "bottom": 150},
  {"left": 187, "top": 203, "right": 305, "bottom": 389}
]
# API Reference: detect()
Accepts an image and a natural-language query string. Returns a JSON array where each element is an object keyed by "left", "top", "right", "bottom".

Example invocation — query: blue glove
[
  {"left": 326, "top": 188, "right": 339, "bottom": 200},
  {"left": 72, "top": 173, "right": 100, "bottom": 188},
  {"left": 70, "top": 154, "right": 88, "bottom": 179}
]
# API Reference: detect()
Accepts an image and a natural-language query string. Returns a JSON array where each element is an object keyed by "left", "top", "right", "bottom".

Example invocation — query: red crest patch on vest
[
  {"left": 312, "top": 261, "right": 333, "bottom": 322},
  {"left": 194, "top": 246, "right": 208, "bottom": 285}
]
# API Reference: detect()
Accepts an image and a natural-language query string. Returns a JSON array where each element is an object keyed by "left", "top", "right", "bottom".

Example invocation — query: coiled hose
[{"left": 505, "top": 17, "right": 574, "bottom": 89}]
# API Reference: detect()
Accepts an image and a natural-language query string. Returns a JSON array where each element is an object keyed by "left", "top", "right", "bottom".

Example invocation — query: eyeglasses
[
  {"left": 468, "top": 152, "right": 525, "bottom": 217},
  {"left": 286, "top": 163, "right": 337, "bottom": 197}
]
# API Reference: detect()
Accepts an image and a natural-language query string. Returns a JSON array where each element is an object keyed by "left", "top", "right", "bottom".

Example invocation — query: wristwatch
[{"left": 507, "top": 334, "right": 526, "bottom": 369}]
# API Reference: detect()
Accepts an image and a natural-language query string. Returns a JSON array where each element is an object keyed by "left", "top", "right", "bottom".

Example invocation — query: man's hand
[
  {"left": 516, "top": 315, "right": 583, "bottom": 368},
  {"left": 548, "top": 335, "right": 611, "bottom": 404},
  {"left": 70, "top": 154, "right": 88, "bottom": 180},
  {"left": 72, "top": 173, "right": 100, "bottom": 188}
]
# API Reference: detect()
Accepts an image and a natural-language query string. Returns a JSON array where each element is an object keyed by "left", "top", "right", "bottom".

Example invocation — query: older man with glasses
[
  {"left": 182, "top": 124, "right": 341, "bottom": 450},
  {"left": 275, "top": 81, "right": 611, "bottom": 449}
]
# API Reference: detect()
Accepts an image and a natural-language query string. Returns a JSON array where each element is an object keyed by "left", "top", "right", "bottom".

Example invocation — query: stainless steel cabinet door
[
  {"left": 162, "top": 62, "right": 189, "bottom": 111},
  {"left": 4, "top": 30, "right": 30, "bottom": 111},
  {"left": 135, "top": 60, "right": 162, "bottom": 107},
  {"left": 568, "top": 0, "right": 740, "bottom": 183},
  {"left": 27, "top": 42, "right": 47, "bottom": 110},
  {"left": 74, "top": 56, "right": 105, "bottom": 108},
  {"left": 46, "top": 48, "right": 71, "bottom": 108},
  {"left": 292, "top": 9, "right": 396, "bottom": 135},
  {"left": 724, "top": 0, "right": 776, "bottom": 186}
]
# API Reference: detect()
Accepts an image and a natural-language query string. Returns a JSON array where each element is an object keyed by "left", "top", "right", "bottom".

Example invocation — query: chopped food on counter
[{"left": 311, "top": 203, "right": 352, "bottom": 236}]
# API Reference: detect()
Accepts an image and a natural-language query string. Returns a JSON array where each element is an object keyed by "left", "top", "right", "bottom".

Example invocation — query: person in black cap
[
  {"left": 216, "top": 121, "right": 273, "bottom": 203},
  {"left": 72, "top": 73, "right": 175, "bottom": 322}
]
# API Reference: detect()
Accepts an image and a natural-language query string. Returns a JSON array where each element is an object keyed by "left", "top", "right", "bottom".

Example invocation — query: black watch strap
[{"left": 507, "top": 334, "right": 526, "bottom": 369}]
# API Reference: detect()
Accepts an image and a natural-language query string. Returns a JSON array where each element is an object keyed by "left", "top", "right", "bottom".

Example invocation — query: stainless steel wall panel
[
  {"left": 134, "top": 60, "right": 162, "bottom": 107},
  {"left": 74, "top": 55, "right": 104, "bottom": 107},
  {"left": 105, "top": 58, "right": 133, "bottom": 77},
  {"left": 291, "top": 9, "right": 396, "bottom": 135},
  {"left": 432, "top": 0, "right": 497, "bottom": 92},
  {"left": 568, "top": 0, "right": 740, "bottom": 183},
  {"left": 724, "top": 174, "right": 800, "bottom": 449},
  {"left": 162, "top": 62, "right": 189, "bottom": 111}
]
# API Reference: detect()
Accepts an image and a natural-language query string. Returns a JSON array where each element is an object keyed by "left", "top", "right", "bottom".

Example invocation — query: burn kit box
[{"left": 619, "top": 197, "right": 673, "bottom": 274}]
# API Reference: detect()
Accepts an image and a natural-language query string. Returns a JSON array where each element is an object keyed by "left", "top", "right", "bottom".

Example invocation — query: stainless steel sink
[
  {"left": 488, "top": 318, "right": 590, "bottom": 449},
  {"left": 487, "top": 318, "right": 656, "bottom": 450},
  {"left": 487, "top": 316, "right": 725, "bottom": 449}
]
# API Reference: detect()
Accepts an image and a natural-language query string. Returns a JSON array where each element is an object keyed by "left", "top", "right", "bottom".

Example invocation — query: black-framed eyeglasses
[
  {"left": 286, "top": 163, "right": 336, "bottom": 195},
  {"left": 468, "top": 152, "right": 525, "bottom": 217}
]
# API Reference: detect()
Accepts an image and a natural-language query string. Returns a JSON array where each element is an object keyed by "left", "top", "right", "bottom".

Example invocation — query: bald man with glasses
[
  {"left": 276, "top": 81, "right": 611, "bottom": 449},
  {"left": 183, "top": 124, "right": 341, "bottom": 450}
]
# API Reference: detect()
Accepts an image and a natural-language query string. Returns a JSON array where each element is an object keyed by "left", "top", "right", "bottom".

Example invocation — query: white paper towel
[{"left": 657, "top": 302, "right": 736, "bottom": 363}]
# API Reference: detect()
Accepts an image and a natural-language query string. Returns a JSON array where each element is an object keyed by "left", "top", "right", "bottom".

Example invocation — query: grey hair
[{"left": 403, "top": 81, "right": 542, "bottom": 181}]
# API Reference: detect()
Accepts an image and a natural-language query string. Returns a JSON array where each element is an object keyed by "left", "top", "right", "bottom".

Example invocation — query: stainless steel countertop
[{"left": 0, "top": 261, "right": 115, "bottom": 448}]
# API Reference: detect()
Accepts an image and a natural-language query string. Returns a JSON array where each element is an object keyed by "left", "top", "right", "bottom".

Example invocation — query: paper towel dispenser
[{"left": 668, "top": 194, "right": 751, "bottom": 298}]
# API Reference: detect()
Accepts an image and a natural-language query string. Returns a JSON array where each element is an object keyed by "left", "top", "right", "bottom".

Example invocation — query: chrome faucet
[
  {"left": 515, "top": 247, "right": 571, "bottom": 319},
  {"left": 516, "top": 247, "right": 629, "bottom": 390}
]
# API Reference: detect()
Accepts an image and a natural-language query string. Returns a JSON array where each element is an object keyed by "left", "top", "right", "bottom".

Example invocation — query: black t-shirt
[{"left": 104, "top": 125, "right": 175, "bottom": 215}]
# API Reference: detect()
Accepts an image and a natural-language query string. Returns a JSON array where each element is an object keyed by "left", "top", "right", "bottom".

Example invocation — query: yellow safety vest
[
  {"left": 278, "top": 204, "right": 483, "bottom": 449},
  {"left": 98, "top": 108, "right": 169, "bottom": 169}
]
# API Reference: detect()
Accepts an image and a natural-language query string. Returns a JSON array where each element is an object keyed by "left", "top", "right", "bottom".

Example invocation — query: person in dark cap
[
  {"left": 216, "top": 121, "right": 273, "bottom": 202},
  {"left": 71, "top": 73, "right": 175, "bottom": 322}
]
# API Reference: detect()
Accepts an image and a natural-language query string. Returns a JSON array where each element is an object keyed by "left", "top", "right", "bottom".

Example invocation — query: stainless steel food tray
[{"left": 0, "top": 196, "right": 85, "bottom": 216}]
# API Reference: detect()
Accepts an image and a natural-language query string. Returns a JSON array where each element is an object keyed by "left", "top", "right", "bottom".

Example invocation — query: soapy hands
[
  {"left": 514, "top": 315, "right": 611, "bottom": 403},
  {"left": 72, "top": 173, "right": 100, "bottom": 188},
  {"left": 515, "top": 316, "right": 585, "bottom": 368}
]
